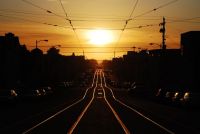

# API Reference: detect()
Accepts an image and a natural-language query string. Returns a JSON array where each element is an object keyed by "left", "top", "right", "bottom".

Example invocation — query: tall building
[
  {"left": 0, "top": 33, "right": 21, "bottom": 88},
  {"left": 181, "top": 31, "right": 200, "bottom": 59},
  {"left": 181, "top": 31, "right": 200, "bottom": 90},
  {"left": 0, "top": 32, "right": 20, "bottom": 47}
]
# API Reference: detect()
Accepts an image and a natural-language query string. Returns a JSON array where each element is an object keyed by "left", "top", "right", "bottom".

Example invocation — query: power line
[
  {"left": 57, "top": 0, "right": 84, "bottom": 55},
  {"left": 28, "top": 46, "right": 134, "bottom": 49},
  {"left": 167, "top": 16, "right": 200, "bottom": 23},
  {"left": 57, "top": 0, "right": 69, "bottom": 18},
  {"left": 0, "top": 9, "right": 125, "bottom": 19},
  {"left": 126, "top": 16, "right": 200, "bottom": 29},
  {"left": 0, "top": 10, "right": 56, "bottom": 17},
  {"left": 21, "top": 0, "right": 66, "bottom": 20},
  {"left": 0, "top": 13, "right": 159, "bottom": 31},
  {"left": 113, "top": 0, "right": 139, "bottom": 57},
  {"left": 0, "top": 14, "right": 70, "bottom": 29},
  {"left": 129, "top": 0, "right": 178, "bottom": 21},
  {"left": 129, "top": 0, "right": 139, "bottom": 18},
  {"left": 19, "top": 0, "right": 178, "bottom": 24},
  {"left": 126, "top": 23, "right": 159, "bottom": 29},
  {"left": 20, "top": 0, "right": 178, "bottom": 32},
  {"left": 69, "top": 19, "right": 126, "bottom": 22},
  {"left": 18, "top": 0, "right": 181, "bottom": 58},
  {"left": 61, "top": 51, "right": 128, "bottom": 54},
  {"left": 71, "top": 27, "right": 123, "bottom": 30},
  {"left": 0, "top": 9, "right": 130, "bottom": 22}
]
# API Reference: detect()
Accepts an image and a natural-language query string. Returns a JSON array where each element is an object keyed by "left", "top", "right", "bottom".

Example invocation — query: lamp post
[{"left": 36, "top": 39, "right": 48, "bottom": 48}]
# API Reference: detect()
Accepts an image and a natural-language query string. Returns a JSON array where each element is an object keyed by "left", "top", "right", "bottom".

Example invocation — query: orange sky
[{"left": 0, "top": 0, "right": 199, "bottom": 60}]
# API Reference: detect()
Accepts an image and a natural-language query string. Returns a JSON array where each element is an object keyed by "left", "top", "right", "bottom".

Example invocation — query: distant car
[
  {"left": 164, "top": 91, "right": 175, "bottom": 103},
  {"left": 155, "top": 87, "right": 181, "bottom": 104},
  {"left": 55, "top": 82, "right": 67, "bottom": 89},
  {"left": 38, "top": 88, "right": 46, "bottom": 96},
  {"left": 44, "top": 86, "right": 53, "bottom": 95},
  {"left": 110, "top": 80, "right": 116, "bottom": 87},
  {"left": 122, "top": 81, "right": 131, "bottom": 88},
  {"left": 128, "top": 82, "right": 146, "bottom": 97},
  {"left": 65, "top": 81, "right": 73, "bottom": 87},
  {"left": 155, "top": 88, "right": 167, "bottom": 101},
  {"left": 180, "top": 92, "right": 200, "bottom": 108},
  {"left": 19, "top": 89, "right": 41, "bottom": 100},
  {"left": 0, "top": 89, "right": 18, "bottom": 103},
  {"left": 171, "top": 91, "right": 184, "bottom": 105}
]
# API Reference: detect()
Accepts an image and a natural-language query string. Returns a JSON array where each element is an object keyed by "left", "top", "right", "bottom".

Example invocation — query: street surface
[{"left": 0, "top": 70, "right": 200, "bottom": 134}]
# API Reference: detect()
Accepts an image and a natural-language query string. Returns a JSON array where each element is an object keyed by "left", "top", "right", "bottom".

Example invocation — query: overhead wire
[
  {"left": 57, "top": 0, "right": 84, "bottom": 55},
  {"left": 113, "top": 0, "right": 139, "bottom": 57},
  {"left": 0, "top": 9, "right": 131, "bottom": 21},
  {"left": 0, "top": 12, "right": 160, "bottom": 30},
  {"left": 29, "top": 46, "right": 134, "bottom": 49},
  {"left": 126, "top": 23, "right": 159, "bottom": 29},
  {"left": 0, "top": 14, "right": 70, "bottom": 29},
  {"left": 112, "top": 0, "right": 178, "bottom": 57},
  {"left": 167, "top": 16, "right": 200, "bottom": 23},
  {"left": 0, "top": 9, "right": 127, "bottom": 22},
  {"left": 71, "top": 27, "right": 123, "bottom": 30},
  {"left": 126, "top": 16, "right": 200, "bottom": 29},
  {"left": 18, "top": 0, "right": 180, "bottom": 57},
  {"left": 129, "top": 0, "right": 178, "bottom": 20},
  {"left": 21, "top": 0, "right": 179, "bottom": 29},
  {"left": 21, "top": 0, "right": 67, "bottom": 20},
  {"left": 0, "top": 9, "right": 56, "bottom": 17},
  {"left": 70, "top": 19, "right": 126, "bottom": 22}
]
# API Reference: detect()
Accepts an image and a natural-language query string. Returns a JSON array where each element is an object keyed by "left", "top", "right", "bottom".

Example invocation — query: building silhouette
[
  {"left": 0, "top": 33, "right": 21, "bottom": 88},
  {"left": 181, "top": 31, "right": 200, "bottom": 58},
  {"left": 0, "top": 32, "right": 93, "bottom": 89},
  {"left": 181, "top": 31, "right": 200, "bottom": 90},
  {"left": 103, "top": 31, "right": 200, "bottom": 95}
]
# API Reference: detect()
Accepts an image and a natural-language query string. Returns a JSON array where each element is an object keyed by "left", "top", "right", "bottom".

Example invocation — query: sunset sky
[{"left": 0, "top": 0, "right": 199, "bottom": 60}]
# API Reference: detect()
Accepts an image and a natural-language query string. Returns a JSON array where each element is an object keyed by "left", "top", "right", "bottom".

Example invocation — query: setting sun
[{"left": 87, "top": 30, "right": 114, "bottom": 46}]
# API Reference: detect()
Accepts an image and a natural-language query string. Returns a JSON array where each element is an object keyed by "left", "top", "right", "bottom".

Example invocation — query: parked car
[
  {"left": 164, "top": 91, "right": 175, "bottom": 103},
  {"left": 122, "top": 81, "right": 131, "bottom": 88},
  {"left": 19, "top": 89, "right": 41, "bottom": 101},
  {"left": 0, "top": 89, "right": 18, "bottom": 103},
  {"left": 155, "top": 88, "right": 167, "bottom": 102},
  {"left": 128, "top": 82, "right": 147, "bottom": 97},
  {"left": 171, "top": 91, "right": 184, "bottom": 106},
  {"left": 180, "top": 92, "right": 200, "bottom": 108},
  {"left": 44, "top": 86, "right": 53, "bottom": 95},
  {"left": 55, "top": 82, "right": 69, "bottom": 89},
  {"left": 38, "top": 88, "right": 46, "bottom": 96},
  {"left": 65, "top": 81, "right": 73, "bottom": 87}
]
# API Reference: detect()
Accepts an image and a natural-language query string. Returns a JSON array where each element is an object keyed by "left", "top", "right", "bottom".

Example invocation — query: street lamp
[
  {"left": 149, "top": 43, "right": 161, "bottom": 49},
  {"left": 36, "top": 39, "right": 48, "bottom": 48}
]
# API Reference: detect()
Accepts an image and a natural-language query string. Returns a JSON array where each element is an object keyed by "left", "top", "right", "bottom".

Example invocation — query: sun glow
[{"left": 87, "top": 30, "right": 113, "bottom": 46}]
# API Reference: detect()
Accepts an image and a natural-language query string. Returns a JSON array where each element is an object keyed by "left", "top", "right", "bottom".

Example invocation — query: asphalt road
[{"left": 1, "top": 69, "right": 200, "bottom": 134}]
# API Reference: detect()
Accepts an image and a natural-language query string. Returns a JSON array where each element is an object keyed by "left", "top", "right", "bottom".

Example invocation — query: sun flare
[{"left": 87, "top": 30, "right": 113, "bottom": 46}]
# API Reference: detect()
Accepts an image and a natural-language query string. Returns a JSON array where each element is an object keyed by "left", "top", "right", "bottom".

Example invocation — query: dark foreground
[{"left": 0, "top": 70, "right": 200, "bottom": 134}]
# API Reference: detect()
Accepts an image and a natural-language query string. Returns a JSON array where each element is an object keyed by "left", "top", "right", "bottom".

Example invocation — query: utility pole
[
  {"left": 114, "top": 51, "right": 115, "bottom": 58},
  {"left": 159, "top": 17, "right": 166, "bottom": 50}
]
